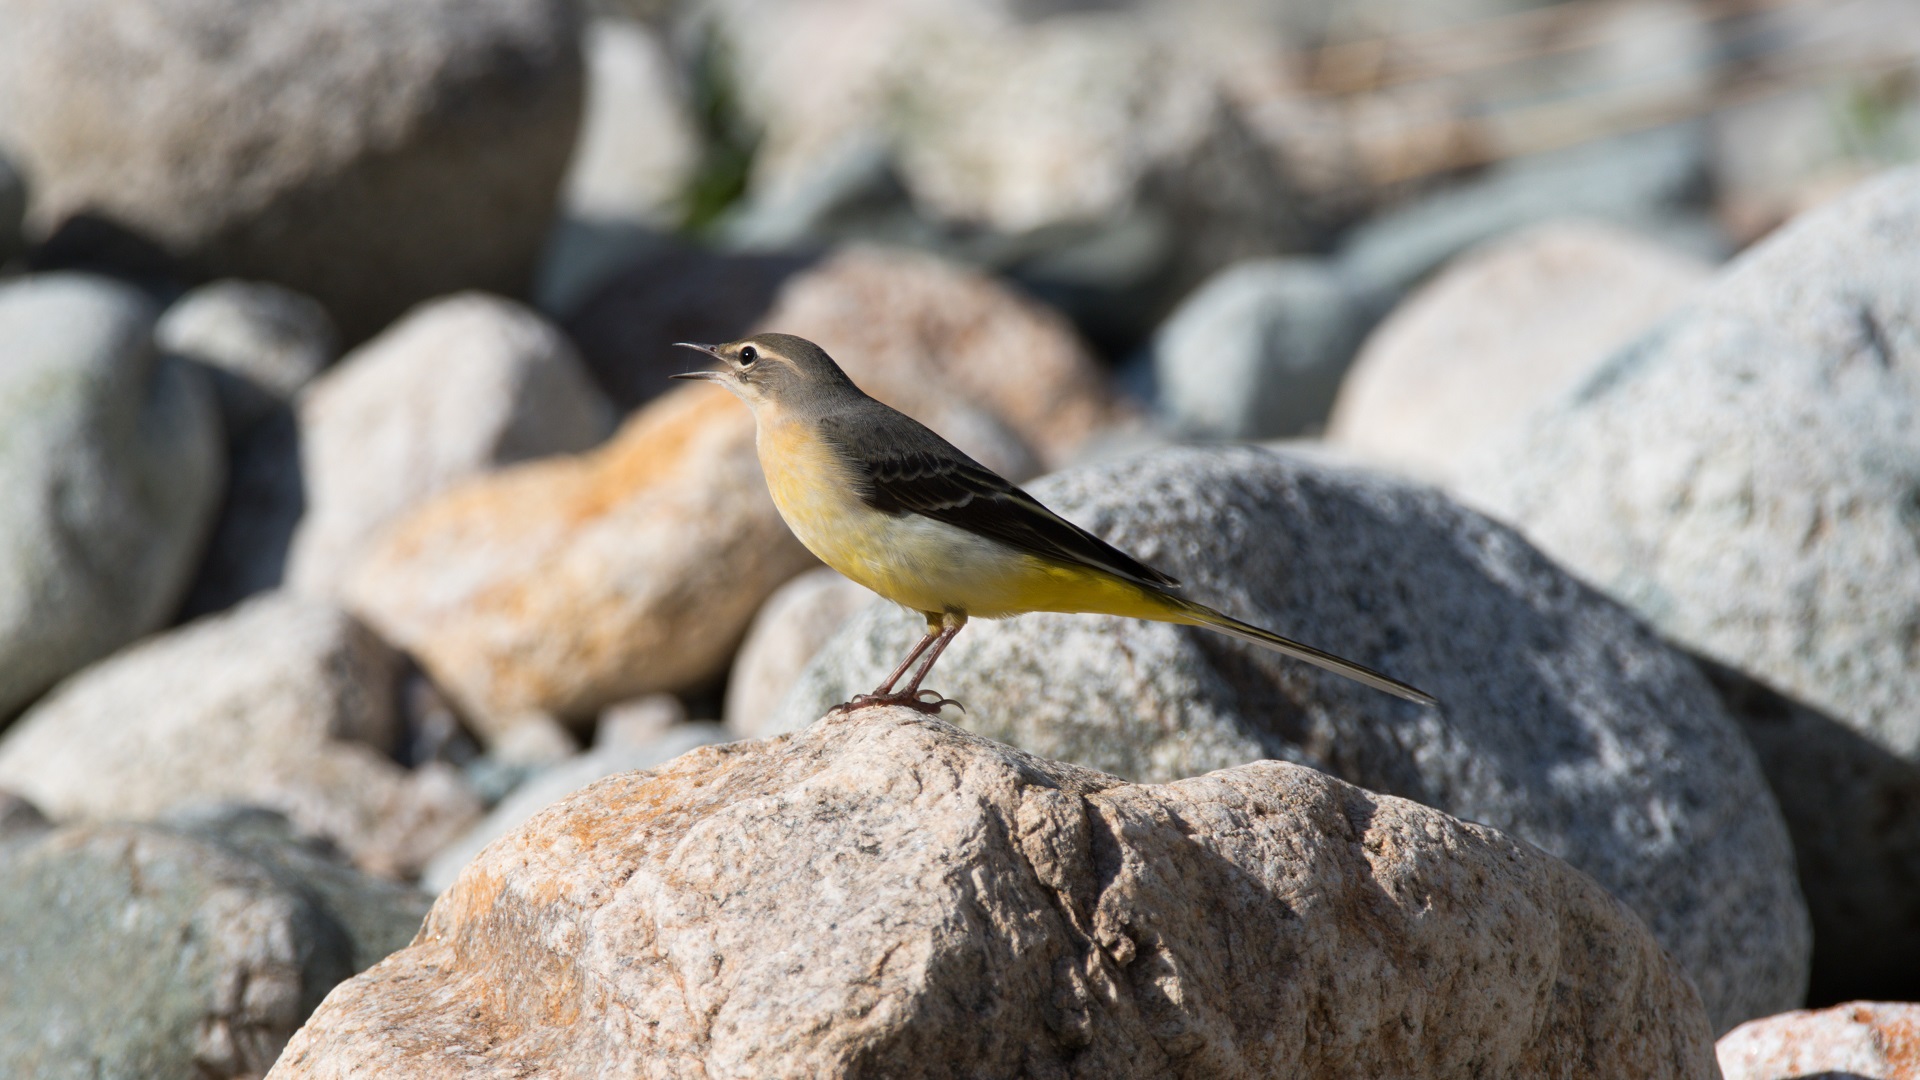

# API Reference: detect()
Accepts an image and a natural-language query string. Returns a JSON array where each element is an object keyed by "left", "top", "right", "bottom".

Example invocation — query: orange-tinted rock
[
  {"left": 1718, "top": 1001, "right": 1920, "bottom": 1079},
  {"left": 269, "top": 707, "right": 1718, "bottom": 1079}
]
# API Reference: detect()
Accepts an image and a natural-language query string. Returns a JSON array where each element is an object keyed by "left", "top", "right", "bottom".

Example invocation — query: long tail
[{"left": 1163, "top": 596, "right": 1438, "bottom": 707}]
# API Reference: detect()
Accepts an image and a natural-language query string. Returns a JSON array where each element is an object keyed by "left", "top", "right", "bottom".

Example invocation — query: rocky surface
[
  {"left": 780, "top": 446, "right": 1808, "bottom": 1033},
  {"left": 287, "top": 294, "right": 614, "bottom": 597},
  {"left": 1717, "top": 1001, "right": 1920, "bottom": 1080},
  {"left": 724, "top": 568, "right": 873, "bottom": 737},
  {"left": 0, "top": 151, "right": 23, "bottom": 264},
  {"left": 178, "top": 407, "right": 308, "bottom": 619},
  {"left": 1328, "top": 221, "right": 1711, "bottom": 481},
  {"left": 1455, "top": 168, "right": 1920, "bottom": 996},
  {"left": 157, "top": 280, "right": 339, "bottom": 440},
  {"left": 0, "top": 0, "right": 583, "bottom": 339},
  {"left": 1151, "top": 256, "right": 1373, "bottom": 440},
  {"left": 0, "top": 592, "right": 480, "bottom": 878},
  {"left": 0, "top": 807, "right": 429, "bottom": 1080},
  {"left": 422, "top": 720, "right": 728, "bottom": 894},
  {"left": 269, "top": 707, "right": 1719, "bottom": 1079},
  {"left": 0, "top": 273, "right": 224, "bottom": 720}
]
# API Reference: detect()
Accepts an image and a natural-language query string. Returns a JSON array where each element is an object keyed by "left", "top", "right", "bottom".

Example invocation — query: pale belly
[{"left": 757, "top": 418, "right": 1164, "bottom": 621}]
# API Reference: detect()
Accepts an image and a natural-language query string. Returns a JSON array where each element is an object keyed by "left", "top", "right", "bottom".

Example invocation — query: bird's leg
[
  {"left": 868, "top": 627, "right": 940, "bottom": 696},
  {"left": 835, "top": 612, "right": 967, "bottom": 715}
]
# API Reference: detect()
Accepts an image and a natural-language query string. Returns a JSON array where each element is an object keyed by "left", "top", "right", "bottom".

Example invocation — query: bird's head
[{"left": 670, "top": 333, "right": 858, "bottom": 412}]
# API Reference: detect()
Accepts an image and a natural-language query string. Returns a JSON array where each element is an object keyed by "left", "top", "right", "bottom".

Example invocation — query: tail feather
[{"left": 1167, "top": 597, "right": 1437, "bottom": 707}]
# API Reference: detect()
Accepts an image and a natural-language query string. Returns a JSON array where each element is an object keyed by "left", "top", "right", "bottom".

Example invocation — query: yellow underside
[{"left": 757, "top": 412, "right": 1191, "bottom": 624}]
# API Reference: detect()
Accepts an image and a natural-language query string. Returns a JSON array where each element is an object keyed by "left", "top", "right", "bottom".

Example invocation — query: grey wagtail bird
[{"left": 672, "top": 333, "right": 1436, "bottom": 713}]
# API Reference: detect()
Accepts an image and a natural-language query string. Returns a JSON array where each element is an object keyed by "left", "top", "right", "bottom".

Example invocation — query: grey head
[{"left": 670, "top": 332, "right": 863, "bottom": 414}]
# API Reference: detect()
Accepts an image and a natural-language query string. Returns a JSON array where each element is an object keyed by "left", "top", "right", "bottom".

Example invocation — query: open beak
[{"left": 669, "top": 342, "right": 725, "bottom": 381}]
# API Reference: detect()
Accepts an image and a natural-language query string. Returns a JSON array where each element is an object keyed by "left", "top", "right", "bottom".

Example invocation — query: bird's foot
[{"left": 831, "top": 689, "right": 965, "bottom": 716}]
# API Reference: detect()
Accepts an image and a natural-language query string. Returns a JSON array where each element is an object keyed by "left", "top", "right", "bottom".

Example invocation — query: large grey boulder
[
  {"left": 0, "top": 592, "right": 480, "bottom": 878},
  {"left": 0, "top": 0, "right": 583, "bottom": 339},
  {"left": 287, "top": 294, "right": 614, "bottom": 597},
  {"left": 780, "top": 446, "right": 1808, "bottom": 1033},
  {"left": 269, "top": 708, "right": 1720, "bottom": 1079},
  {"left": 1456, "top": 166, "right": 1920, "bottom": 1003},
  {"left": 0, "top": 805, "right": 430, "bottom": 1080},
  {"left": 0, "top": 274, "right": 223, "bottom": 720}
]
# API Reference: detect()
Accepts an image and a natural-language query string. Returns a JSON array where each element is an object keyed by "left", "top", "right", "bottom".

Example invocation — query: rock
[
  {"left": 271, "top": 707, "right": 1720, "bottom": 1079},
  {"left": 534, "top": 18, "right": 699, "bottom": 319},
  {"left": 0, "top": 811, "right": 429, "bottom": 1080},
  {"left": 0, "top": 0, "right": 583, "bottom": 340},
  {"left": 0, "top": 592, "right": 481, "bottom": 878},
  {"left": 0, "top": 151, "right": 22, "bottom": 264},
  {"left": 1327, "top": 221, "right": 1711, "bottom": 481},
  {"left": 562, "top": 246, "right": 815, "bottom": 412},
  {"left": 421, "top": 721, "right": 728, "bottom": 894},
  {"left": 1150, "top": 256, "right": 1373, "bottom": 440},
  {"left": 157, "top": 280, "right": 339, "bottom": 440},
  {"left": 724, "top": 568, "right": 872, "bottom": 737},
  {"left": 177, "top": 407, "right": 307, "bottom": 619},
  {"left": 344, "top": 247, "right": 1090, "bottom": 739},
  {"left": 286, "top": 294, "right": 614, "bottom": 597},
  {"left": 780, "top": 446, "right": 1808, "bottom": 1033},
  {"left": 1336, "top": 123, "right": 1714, "bottom": 297},
  {"left": 0, "top": 273, "right": 223, "bottom": 720},
  {"left": 754, "top": 245, "right": 1120, "bottom": 466},
  {"left": 1453, "top": 168, "right": 1920, "bottom": 996},
  {"left": 1717, "top": 1001, "right": 1920, "bottom": 1080}
]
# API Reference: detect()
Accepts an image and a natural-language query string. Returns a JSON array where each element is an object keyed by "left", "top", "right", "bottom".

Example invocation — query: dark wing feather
[{"left": 816, "top": 409, "right": 1179, "bottom": 590}]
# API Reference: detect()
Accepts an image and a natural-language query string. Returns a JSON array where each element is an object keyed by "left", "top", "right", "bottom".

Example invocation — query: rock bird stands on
[{"left": 673, "top": 333, "right": 1436, "bottom": 713}]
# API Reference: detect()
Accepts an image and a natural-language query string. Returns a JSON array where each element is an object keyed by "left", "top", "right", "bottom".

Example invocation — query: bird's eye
[{"left": 738, "top": 345, "right": 758, "bottom": 366}]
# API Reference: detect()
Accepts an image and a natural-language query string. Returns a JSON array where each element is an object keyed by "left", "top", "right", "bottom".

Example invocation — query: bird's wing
[{"left": 817, "top": 411, "right": 1180, "bottom": 591}]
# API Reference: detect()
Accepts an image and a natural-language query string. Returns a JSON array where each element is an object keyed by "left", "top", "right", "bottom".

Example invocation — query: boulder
[
  {"left": 1328, "top": 220, "right": 1711, "bottom": 481},
  {"left": 724, "top": 568, "right": 872, "bottom": 737},
  {"left": 0, "top": 592, "right": 481, "bottom": 878},
  {"left": 286, "top": 294, "right": 614, "bottom": 597},
  {"left": 1717, "top": 1001, "right": 1920, "bottom": 1080},
  {"left": 1454, "top": 168, "right": 1920, "bottom": 997},
  {"left": 780, "top": 446, "right": 1808, "bottom": 1033},
  {"left": 269, "top": 707, "right": 1719, "bottom": 1079},
  {"left": 1150, "top": 256, "right": 1374, "bottom": 440},
  {"left": 344, "top": 246, "right": 1088, "bottom": 739},
  {"left": 0, "top": 0, "right": 583, "bottom": 340},
  {"left": 0, "top": 274, "right": 223, "bottom": 720},
  {"left": 0, "top": 807, "right": 430, "bottom": 1080},
  {"left": 157, "top": 280, "right": 339, "bottom": 440}
]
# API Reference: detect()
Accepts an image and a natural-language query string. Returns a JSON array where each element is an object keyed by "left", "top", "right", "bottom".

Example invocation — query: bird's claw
[{"left": 830, "top": 689, "right": 965, "bottom": 716}]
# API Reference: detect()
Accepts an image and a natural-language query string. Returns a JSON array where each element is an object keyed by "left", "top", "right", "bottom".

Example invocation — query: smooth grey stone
[
  {"left": 0, "top": 273, "right": 223, "bottom": 720},
  {"left": 1151, "top": 257, "right": 1372, "bottom": 440}
]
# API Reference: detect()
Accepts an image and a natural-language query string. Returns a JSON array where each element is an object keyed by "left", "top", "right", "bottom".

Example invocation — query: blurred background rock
[{"left": 0, "top": 0, "right": 1918, "bottom": 1074}]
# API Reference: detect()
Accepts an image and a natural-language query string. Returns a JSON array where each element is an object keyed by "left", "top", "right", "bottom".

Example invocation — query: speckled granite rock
[
  {"left": 0, "top": 808, "right": 430, "bottom": 1080},
  {"left": 780, "top": 446, "right": 1807, "bottom": 1033},
  {"left": 268, "top": 708, "right": 1719, "bottom": 1079},
  {"left": 724, "top": 568, "right": 873, "bottom": 737}
]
